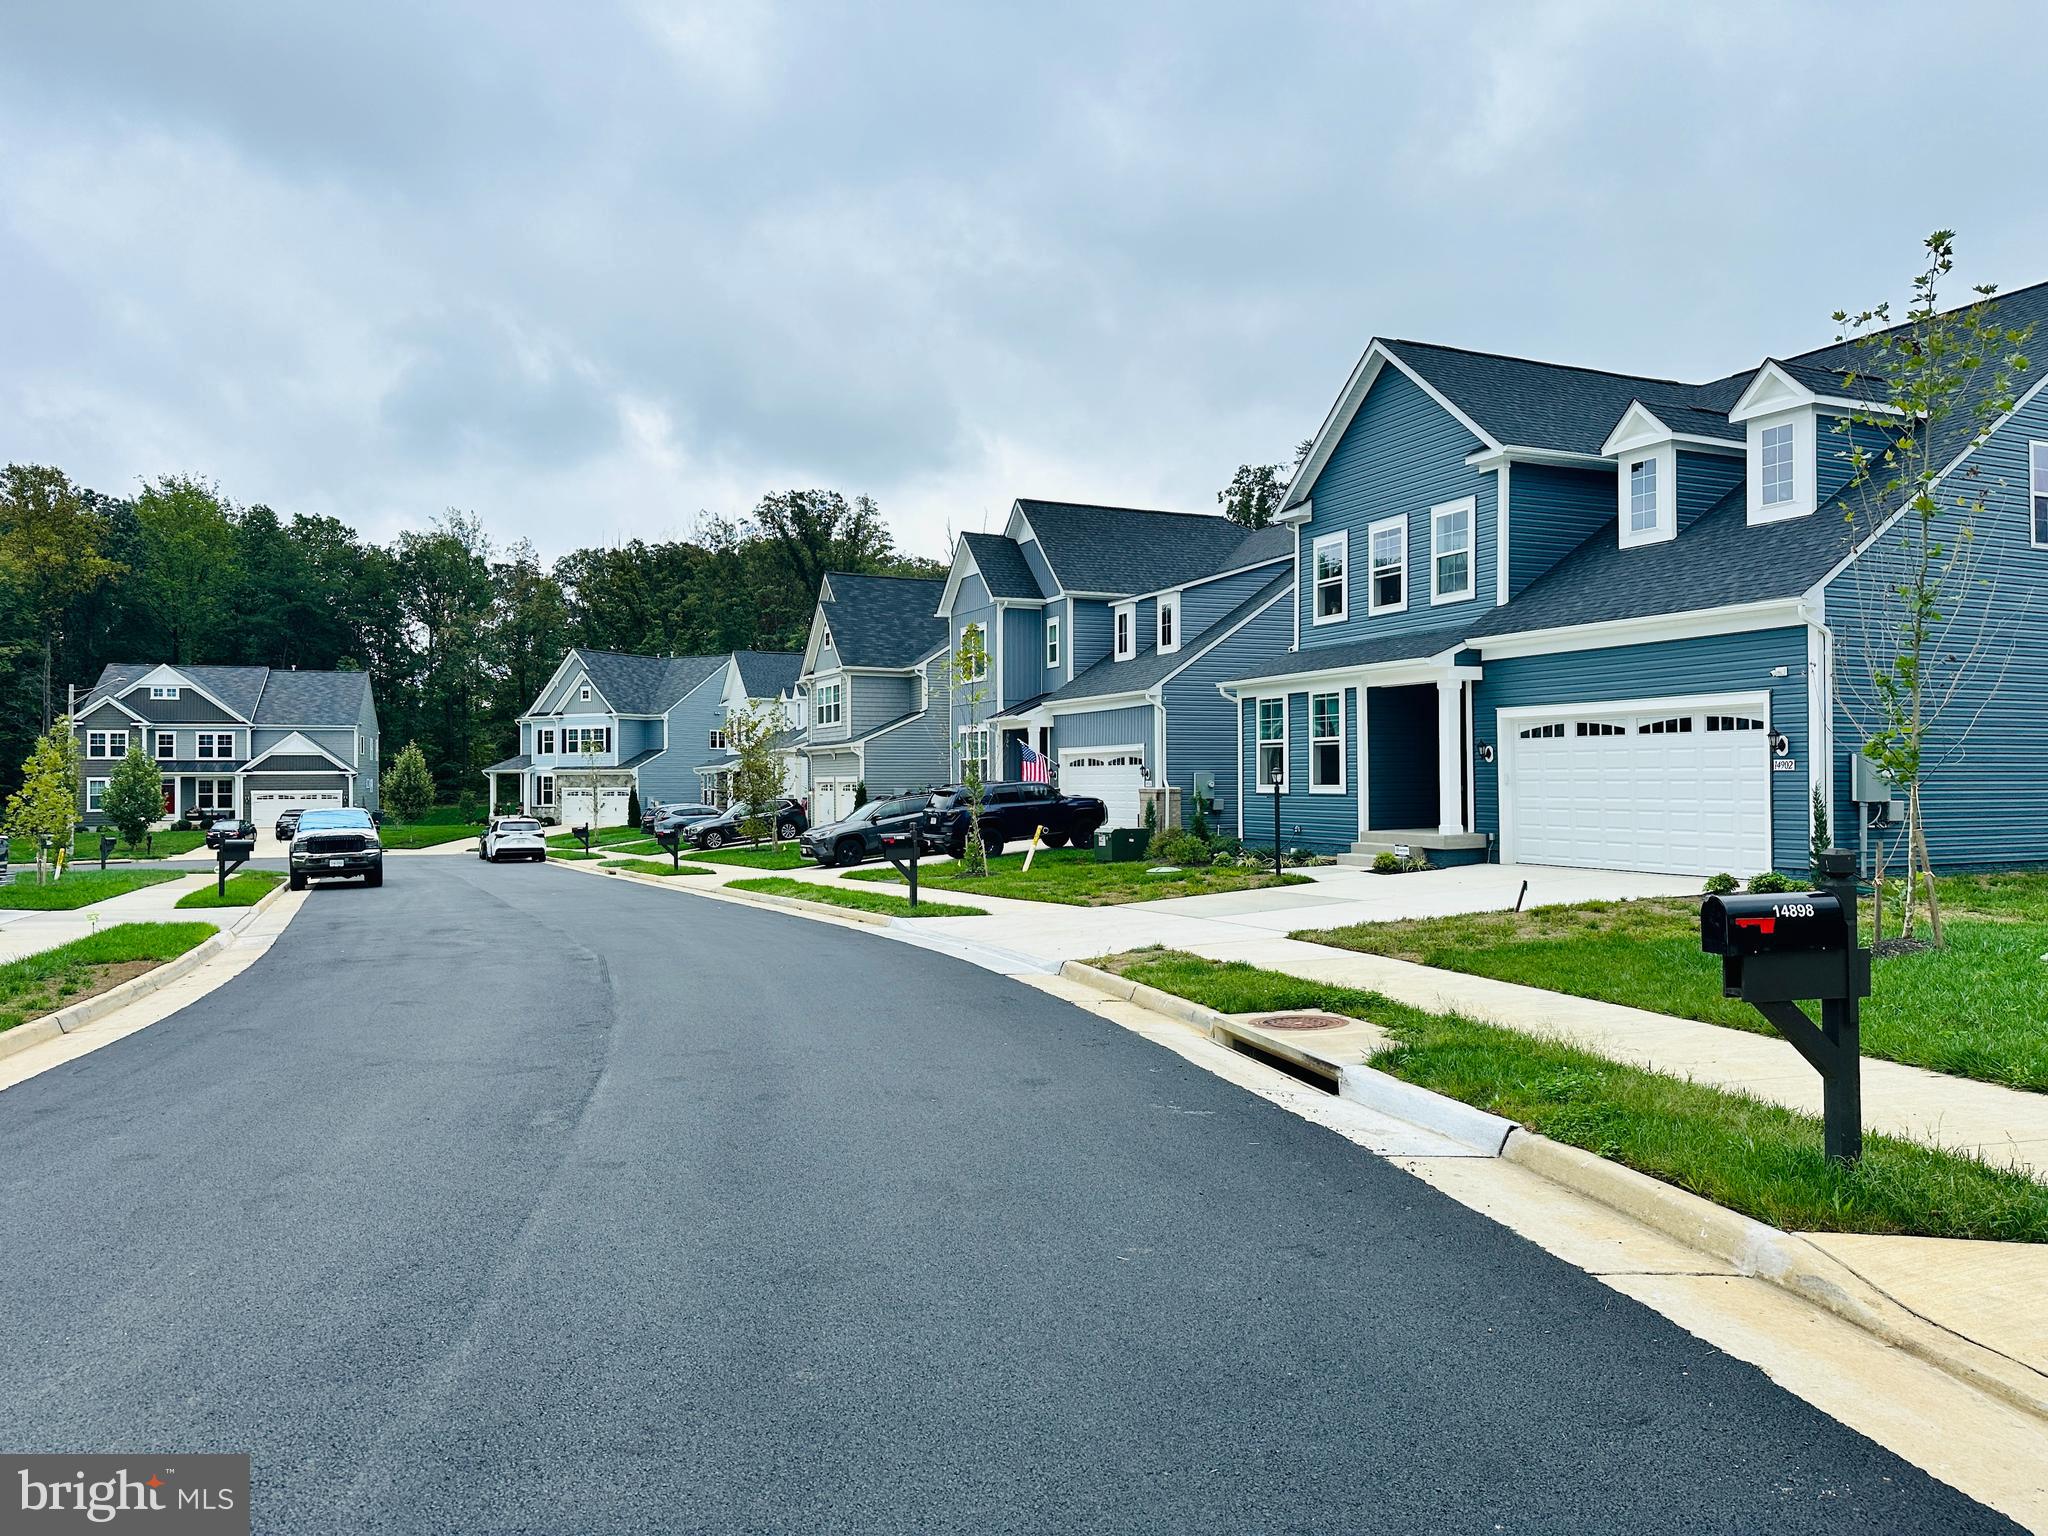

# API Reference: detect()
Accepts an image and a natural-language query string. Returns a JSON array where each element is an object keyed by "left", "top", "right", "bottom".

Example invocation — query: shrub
[
  {"left": 627, "top": 787, "right": 642, "bottom": 827},
  {"left": 1747, "top": 870, "right": 1797, "bottom": 894},
  {"left": 854, "top": 780, "right": 869, "bottom": 810},
  {"left": 1372, "top": 851, "right": 1402, "bottom": 874},
  {"left": 1703, "top": 872, "right": 1739, "bottom": 895},
  {"left": 381, "top": 742, "right": 434, "bottom": 824},
  {"left": 1149, "top": 829, "right": 1213, "bottom": 867}
]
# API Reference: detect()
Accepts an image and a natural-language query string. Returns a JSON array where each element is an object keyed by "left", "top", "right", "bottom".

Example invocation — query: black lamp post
[{"left": 1270, "top": 762, "right": 1284, "bottom": 879}]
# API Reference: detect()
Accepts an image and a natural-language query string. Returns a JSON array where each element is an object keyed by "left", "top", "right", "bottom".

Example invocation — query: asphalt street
[{"left": 0, "top": 858, "right": 2020, "bottom": 1533}]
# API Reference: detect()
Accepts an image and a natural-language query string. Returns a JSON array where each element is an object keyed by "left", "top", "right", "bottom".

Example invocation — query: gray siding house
[{"left": 74, "top": 662, "right": 380, "bottom": 825}]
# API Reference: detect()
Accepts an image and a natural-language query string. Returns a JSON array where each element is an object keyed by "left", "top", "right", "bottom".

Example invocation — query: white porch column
[
  {"left": 1436, "top": 679, "right": 1467, "bottom": 837},
  {"left": 487, "top": 774, "right": 497, "bottom": 818}
]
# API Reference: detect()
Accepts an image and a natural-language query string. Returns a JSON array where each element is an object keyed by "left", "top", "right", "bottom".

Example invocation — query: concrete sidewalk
[{"left": 0, "top": 871, "right": 220, "bottom": 963}]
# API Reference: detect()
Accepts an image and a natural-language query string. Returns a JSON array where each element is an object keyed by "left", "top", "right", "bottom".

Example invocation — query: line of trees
[{"left": 0, "top": 473, "right": 943, "bottom": 800}]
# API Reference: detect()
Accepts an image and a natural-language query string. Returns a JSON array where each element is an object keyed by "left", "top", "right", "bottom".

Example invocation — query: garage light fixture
[
  {"left": 1769, "top": 730, "right": 1791, "bottom": 757},
  {"left": 1477, "top": 742, "right": 1495, "bottom": 764}
]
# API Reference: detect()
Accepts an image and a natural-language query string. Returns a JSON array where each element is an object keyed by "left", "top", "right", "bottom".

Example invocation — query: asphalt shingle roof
[
  {"left": 1016, "top": 500, "right": 1254, "bottom": 595},
  {"left": 484, "top": 754, "right": 532, "bottom": 773},
  {"left": 731, "top": 650, "right": 802, "bottom": 700},
  {"left": 1221, "top": 624, "right": 1468, "bottom": 685},
  {"left": 80, "top": 663, "right": 367, "bottom": 723},
  {"left": 570, "top": 649, "right": 727, "bottom": 715},
  {"left": 819, "top": 573, "right": 948, "bottom": 670},
  {"left": 959, "top": 533, "right": 1046, "bottom": 600},
  {"left": 1047, "top": 574, "right": 1291, "bottom": 703}
]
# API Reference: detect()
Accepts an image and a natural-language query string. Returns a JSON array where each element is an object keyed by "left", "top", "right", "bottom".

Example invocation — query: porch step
[{"left": 1337, "top": 829, "right": 1489, "bottom": 868}]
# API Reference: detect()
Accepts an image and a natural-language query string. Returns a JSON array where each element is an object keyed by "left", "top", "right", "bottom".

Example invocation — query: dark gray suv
[{"left": 288, "top": 808, "right": 384, "bottom": 891}]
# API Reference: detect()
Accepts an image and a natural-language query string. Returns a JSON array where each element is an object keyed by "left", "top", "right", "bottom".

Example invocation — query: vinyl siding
[
  {"left": 1236, "top": 690, "right": 1359, "bottom": 853},
  {"left": 1002, "top": 604, "right": 1046, "bottom": 707},
  {"left": 1472, "top": 626, "right": 1811, "bottom": 871},
  {"left": 1506, "top": 463, "right": 1612, "bottom": 598},
  {"left": 1677, "top": 450, "right": 1744, "bottom": 531},
  {"left": 1018, "top": 536, "right": 1057, "bottom": 597},
  {"left": 355, "top": 679, "right": 381, "bottom": 811},
  {"left": 1816, "top": 411, "right": 1897, "bottom": 504},
  {"left": 1298, "top": 365, "right": 1496, "bottom": 642},
  {"left": 251, "top": 726, "right": 351, "bottom": 762},
  {"left": 1056, "top": 703, "right": 1153, "bottom": 758},
  {"left": 852, "top": 673, "right": 917, "bottom": 735},
  {"left": 639, "top": 673, "right": 725, "bottom": 805},
  {"left": 948, "top": 573, "right": 998, "bottom": 727},
  {"left": 1159, "top": 587, "right": 1292, "bottom": 835},
  {"left": 1824, "top": 385, "right": 2048, "bottom": 869},
  {"left": 119, "top": 688, "right": 240, "bottom": 725},
  {"left": 1178, "top": 561, "right": 1288, "bottom": 634},
  {"left": 1069, "top": 599, "right": 1114, "bottom": 675},
  {"left": 863, "top": 676, "right": 950, "bottom": 795}
]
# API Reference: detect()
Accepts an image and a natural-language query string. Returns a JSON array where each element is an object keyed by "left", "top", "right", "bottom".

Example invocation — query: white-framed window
[
  {"left": 536, "top": 774, "right": 555, "bottom": 807},
  {"left": 536, "top": 727, "right": 556, "bottom": 755},
  {"left": 579, "top": 685, "right": 592, "bottom": 702},
  {"left": 196, "top": 778, "right": 234, "bottom": 813},
  {"left": 562, "top": 726, "right": 612, "bottom": 755},
  {"left": 1760, "top": 422, "right": 1796, "bottom": 508},
  {"left": 1628, "top": 458, "right": 1658, "bottom": 532},
  {"left": 1312, "top": 531, "right": 1348, "bottom": 624},
  {"left": 1620, "top": 444, "right": 1676, "bottom": 546},
  {"left": 957, "top": 724, "right": 990, "bottom": 785},
  {"left": 196, "top": 731, "right": 234, "bottom": 760},
  {"left": 1430, "top": 497, "right": 1474, "bottom": 604},
  {"left": 1045, "top": 615, "right": 1060, "bottom": 670},
  {"left": 1157, "top": 592, "right": 1180, "bottom": 654},
  {"left": 1255, "top": 697, "right": 1287, "bottom": 793},
  {"left": 2032, "top": 441, "right": 2048, "bottom": 549},
  {"left": 959, "top": 623, "right": 989, "bottom": 682},
  {"left": 1367, "top": 517, "right": 1406, "bottom": 615},
  {"left": 155, "top": 731, "right": 175, "bottom": 761},
  {"left": 85, "top": 777, "right": 108, "bottom": 812},
  {"left": 709, "top": 725, "right": 727, "bottom": 752},
  {"left": 1113, "top": 603, "right": 1135, "bottom": 660},
  {"left": 1309, "top": 692, "right": 1343, "bottom": 792},
  {"left": 85, "top": 729, "right": 129, "bottom": 759},
  {"left": 815, "top": 682, "right": 842, "bottom": 726},
  {"left": 149, "top": 685, "right": 179, "bottom": 700}
]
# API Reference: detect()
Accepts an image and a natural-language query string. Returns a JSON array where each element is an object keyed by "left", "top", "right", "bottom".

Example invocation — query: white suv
[{"left": 480, "top": 816, "right": 548, "bottom": 864}]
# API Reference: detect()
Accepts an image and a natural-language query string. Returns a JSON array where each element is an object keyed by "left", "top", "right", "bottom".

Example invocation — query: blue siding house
[{"left": 1217, "top": 278, "right": 2048, "bottom": 875}]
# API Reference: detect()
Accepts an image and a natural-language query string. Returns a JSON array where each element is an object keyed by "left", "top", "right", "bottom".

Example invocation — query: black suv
[
  {"left": 800, "top": 793, "right": 928, "bottom": 868},
  {"left": 919, "top": 782, "right": 1106, "bottom": 859},
  {"left": 686, "top": 797, "right": 808, "bottom": 851}
]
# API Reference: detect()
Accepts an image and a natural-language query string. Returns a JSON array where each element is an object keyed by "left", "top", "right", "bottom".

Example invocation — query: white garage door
[
  {"left": 556, "top": 786, "right": 633, "bottom": 828},
  {"left": 1060, "top": 751, "right": 1144, "bottom": 830},
  {"left": 1503, "top": 705, "right": 1772, "bottom": 876},
  {"left": 250, "top": 788, "right": 344, "bottom": 824}
]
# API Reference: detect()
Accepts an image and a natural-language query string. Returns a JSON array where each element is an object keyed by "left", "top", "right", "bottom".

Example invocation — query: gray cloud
[{"left": 2, "top": 1, "right": 2043, "bottom": 560}]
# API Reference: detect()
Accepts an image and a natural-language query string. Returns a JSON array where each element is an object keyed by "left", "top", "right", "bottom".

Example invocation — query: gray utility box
[{"left": 1850, "top": 751, "right": 1904, "bottom": 820}]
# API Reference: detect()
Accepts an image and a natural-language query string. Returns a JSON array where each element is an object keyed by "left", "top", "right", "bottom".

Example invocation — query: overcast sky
[{"left": 2, "top": 2, "right": 2042, "bottom": 564}]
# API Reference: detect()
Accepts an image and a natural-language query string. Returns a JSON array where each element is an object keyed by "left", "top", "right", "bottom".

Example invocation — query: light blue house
[
  {"left": 488, "top": 647, "right": 798, "bottom": 825},
  {"left": 933, "top": 501, "right": 1292, "bottom": 830},
  {"left": 1219, "top": 279, "right": 2048, "bottom": 875}
]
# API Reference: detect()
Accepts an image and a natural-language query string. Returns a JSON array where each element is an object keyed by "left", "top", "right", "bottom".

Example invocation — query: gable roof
[
  {"left": 1045, "top": 573, "right": 1291, "bottom": 704},
  {"left": 80, "top": 663, "right": 368, "bottom": 724},
  {"left": 1013, "top": 500, "right": 1254, "bottom": 596},
  {"left": 731, "top": 650, "right": 802, "bottom": 700},
  {"left": 817, "top": 572, "right": 948, "bottom": 670},
  {"left": 565, "top": 649, "right": 726, "bottom": 715},
  {"left": 958, "top": 533, "right": 1046, "bottom": 601},
  {"left": 1221, "top": 624, "right": 1468, "bottom": 686}
]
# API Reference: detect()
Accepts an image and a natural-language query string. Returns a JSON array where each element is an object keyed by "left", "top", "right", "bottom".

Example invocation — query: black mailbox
[
  {"left": 217, "top": 837, "right": 256, "bottom": 864},
  {"left": 1700, "top": 892, "right": 1849, "bottom": 957}
]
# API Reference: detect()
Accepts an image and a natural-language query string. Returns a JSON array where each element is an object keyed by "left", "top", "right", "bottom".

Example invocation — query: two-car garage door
[
  {"left": 249, "top": 788, "right": 344, "bottom": 824},
  {"left": 1502, "top": 704, "right": 1772, "bottom": 876}
]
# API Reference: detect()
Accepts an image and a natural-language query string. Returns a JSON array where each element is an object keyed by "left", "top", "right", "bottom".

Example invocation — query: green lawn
[
  {"left": 548, "top": 848, "right": 605, "bottom": 862},
  {"left": 176, "top": 871, "right": 285, "bottom": 908},
  {"left": 727, "top": 876, "right": 985, "bottom": 918},
  {"left": 545, "top": 825, "right": 647, "bottom": 850},
  {"left": 9, "top": 828, "right": 207, "bottom": 863},
  {"left": 0, "top": 869, "right": 183, "bottom": 910},
  {"left": 846, "top": 847, "right": 1311, "bottom": 906},
  {"left": 377, "top": 821, "right": 483, "bottom": 849},
  {"left": 602, "top": 859, "right": 713, "bottom": 877},
  {"left": 691, "top": 844, "right": 811, "bottom": 870},
  {"left": 0, "top": 922, "right": 216, "bottom": 1033},
  {"left": 1299, "top": 888, "right": 2048, "bottom": 1092},
  {"left": 1094, "top": 949, "right": 2048, "bottom": 1242}
]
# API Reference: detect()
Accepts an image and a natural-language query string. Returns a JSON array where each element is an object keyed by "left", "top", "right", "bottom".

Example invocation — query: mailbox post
[
  {"left": 880, "top": 830, "right": 920, "bottom": 910},
  {"left": 1700, "top": 849, "right": 1870, "bottom": 1164},
  {"left": 655, "top": 825, "right": 682, "bottom": 871},
  {"left": 98, "top": 834, "right": 117, "bottom": 871},
  {"left": 215, "top": 834, "right": 255, "bottom": 899}
]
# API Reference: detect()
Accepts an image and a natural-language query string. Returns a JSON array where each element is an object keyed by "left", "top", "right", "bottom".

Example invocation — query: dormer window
[
  {"left": 1113, "top": 603, "right": 1135, "bottom": 660},
  {"left": 1760, "top": 423, "right": 1796, "bottom": 507},
  {"left": 1157, "top": 592, "right": 1180, "bottom": 654},
  {"left": 1628, "top": 459, "right": 1657, "bottom": 531},
  {"left": 1616, "top": 444, "right": 1676, "bottom": 547}
]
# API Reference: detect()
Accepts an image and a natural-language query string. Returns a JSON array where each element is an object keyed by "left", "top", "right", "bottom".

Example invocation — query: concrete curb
[
  {"left": 1056, "top": 956, "right": 2048, "bottom": 1425},
  {"left": 555, "top": 855, "right": 899, "bottom": 928},
  {"left": 0, "top": 872, "right": 294, "bottom": 1065}
]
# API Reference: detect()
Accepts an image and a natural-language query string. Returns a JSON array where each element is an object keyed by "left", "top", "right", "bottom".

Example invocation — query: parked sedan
[
  {"left": 918, "top": 782, "right": 1107, "bottom": 859},
  {"left": 204, "top": 817, "right": 257, "bottom": 850},
  {"left": 686, "top": 797, "right": 808, "bottom": 851},
  {"left": 801, "top": 794, "right": 928, "bottom": 868},
  {"left": 479, "top": 815, "right": 548, "bottom": 863}
]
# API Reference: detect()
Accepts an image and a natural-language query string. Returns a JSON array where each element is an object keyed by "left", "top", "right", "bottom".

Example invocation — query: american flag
[{"left": 1018, "top": 740, "right": 1051, "bottom": 784}]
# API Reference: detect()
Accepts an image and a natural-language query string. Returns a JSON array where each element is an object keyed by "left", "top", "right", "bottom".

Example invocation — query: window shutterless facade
[
  {"left": 1628, "top": 458, "right": 1658, "bottom": 532},
  {"left": 1309, "top": 692, "right": 1342, "bottom": 791},
  {"left": 149, "top": 685, "right": 179, "bottom": 700},
  {"left": 1255, "top": 698, "right": 1286, "bottom": 792},
  {"left": 1157, "top": 592, "right": 1179, "bottom": 653},
  {"left": 196, "top": 778, "right": 234, "bottom": 813},
  {"left": 1113, "top": 604, "right": 1135, "bottom": 660},
  {"left": 1045, "top": 616, "right": 1060, "bottom": 670},
  {"left": 815, "top": 682, "right": 842, "bottom": 726},
  {"left": 85, "top": 730, "right": 129, "bottom": 758},
  {"left": 1430, "top": 497, "right": 1473, "bottom": 603},
  {"left": 1367, "top": 516, "right": 1406, "bottom": 615},
  {"left": 957, "top": 725, "right": 990, "bottom": 785},
  {"left": 85, "top": 777, "right": 107, "bottom": 812},
  {"left": 155, "top": 731, "right": 175, "bottom": 760},
  {"left": 1760, "top": 422, "right": 1796, "bottom": 507},
  {"left": 196, "top": 731, "right": 234, "bottom": 760},
  {"left": 709, "top": 726, "right": 727, "bottom": 752},
  {"left": 1312, "top": 532, "right": 1347, "bottom": 623},
  {"left": 959, "top": 624, "right": 989, "bottom": 682}
]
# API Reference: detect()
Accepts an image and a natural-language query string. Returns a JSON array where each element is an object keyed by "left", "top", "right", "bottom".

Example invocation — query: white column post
[
  {"left": 1436, "top": 679, "right": 1466, "bottom": 837},
  {"left": 488, "top": 774, "right": 497, "bottom": 818}
]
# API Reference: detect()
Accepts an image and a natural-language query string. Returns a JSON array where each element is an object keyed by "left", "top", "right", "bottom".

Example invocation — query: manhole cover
[{"left": 1255, "top": 1011, "right": 1350, "bottom": 1031}]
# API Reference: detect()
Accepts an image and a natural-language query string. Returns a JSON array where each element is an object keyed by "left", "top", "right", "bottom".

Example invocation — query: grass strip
[
  {"left": 0, "top": 922, "right": 216, "bottom": 1033},
  {"left": 1091, "top": 947, "right": 2048, "bottom": 1242},
  {"left": 175, "top": 871, "right": 285, "bottom": 908},
  {"left": 548, "top": 849, "right": 605, "bottom": 862},
  {"left": 727, "top": 876, "right": 984, "bottom": 918},
  {"left": 846, "top": 847, "right": 1310, "bottom": 906},
  {"left": 1299, "top": 895, "right": 2048, "bottom": 1092},
  {"left": 0, "top": 869, "right": 183, "bottom": 910},
  {"left": 689, "top": 845, "right": 811, "bottom": 870},
  {"left": 603, "top": 859, "right": 713, "bottom": 877},
  {"left": 377, "top": 822, "right": 483, "bottom": 849},
  {"left": 545, "top": 825, "right": 648, "bottom": 850}
]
